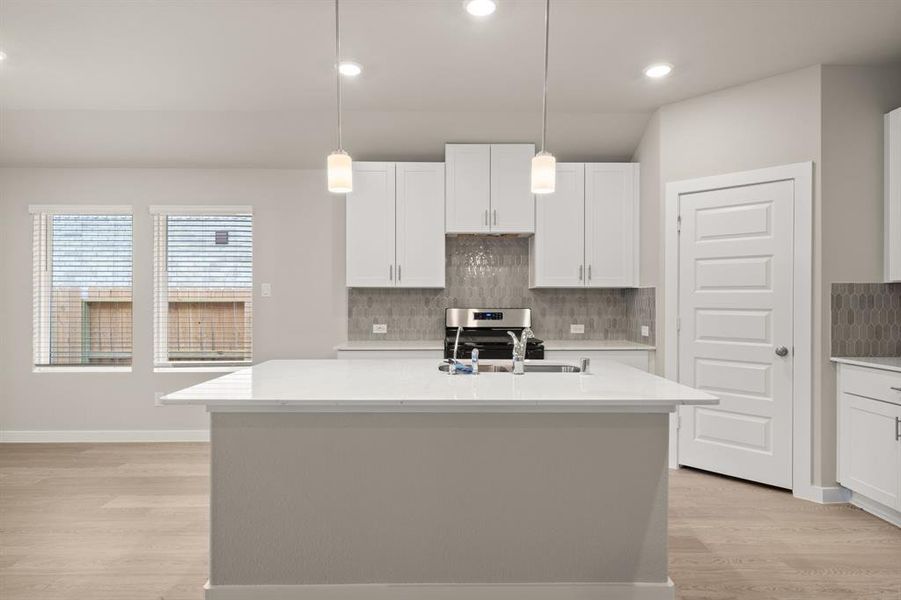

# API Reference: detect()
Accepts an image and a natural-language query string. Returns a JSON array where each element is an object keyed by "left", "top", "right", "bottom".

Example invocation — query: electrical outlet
[
  {"left": 641, "top": 325, "right": 650, "bottom": 338},
  {"left": 570, "top": 324, "right": 585, "bottom": 334},
  {"left": 261, "top": 283, "right": 272, "bottom": 297},
  {"left": 372, "top": 324, "right": 387, "bottom": 334}
]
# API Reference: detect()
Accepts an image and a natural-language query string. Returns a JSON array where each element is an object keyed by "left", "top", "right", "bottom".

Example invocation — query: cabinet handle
[
  {"left": 579, "top": 265, "right": 583, "bottom": 281},
  {"left": 493, "top": 209, "right": 497, "bottom": 225},
  {"left": 398, "top": 264, "right": 402, "bottom": 282},
  {"left": 484, "top": 209, "right": 488, "bottom": 226},
  {"left": 896, "top": 417, "right": 901, "bottom": 442},
  {"left": 389, "top": 265, "right": 393, "bottom": 281},
  {"left": 588, "top": 265, "right": 592, "bottom": 280}
]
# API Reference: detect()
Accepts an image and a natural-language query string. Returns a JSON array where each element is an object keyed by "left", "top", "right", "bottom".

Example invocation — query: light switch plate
[
  {"left": 570, "top": 324, "right": 585, "bottom": 334},
  {"left": 372, "top": 324, "right": 388, "bottom": 334},
  {"left": 641, "top": 325, "right": 650, "bottom": 338},
  {"left": 261, "top": 283, "right": 272, "bottom": 297}
]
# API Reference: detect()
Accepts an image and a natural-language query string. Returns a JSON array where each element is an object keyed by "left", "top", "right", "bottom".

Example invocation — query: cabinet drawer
[{"left": 840, "top": 364, "right": 901, "bottom": 406}]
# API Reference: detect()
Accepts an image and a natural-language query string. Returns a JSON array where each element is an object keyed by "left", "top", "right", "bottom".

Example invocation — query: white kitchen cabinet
[
  {"left": 396, "top": 163, "right": 446, "bottom": 287},
  {"left": 886, "top": 107, "right": 901, "bottom": 282},
  {"left": 835, "top": 361, "right": 901, "bottom": 524},
  {"left": 445, "top": 143, "right": 535, "bottom": 234},
  {"left": 346, "top": 162, "right": 445, "bottom": 288},
  {"left": 585, "top": 163, "right": 639, "bottom": 287},
  {"left": 490, "top": 144, "right": 537, "bottom": 233},
  {"left": 530, "top": 163, "right": 585, "bottom": 287},
  {"left": 346, "top": 162, "right": 396, "bottom": 287},
  {"left": 530, "top": 162, "right": 639, "bottom": 288}
]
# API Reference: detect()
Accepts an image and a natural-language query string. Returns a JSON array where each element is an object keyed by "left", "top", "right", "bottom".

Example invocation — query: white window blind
[
  {"left": 153, "top": 209, "right": 253, "bottom": 367},
  {"left": 32, "top": 210, "right": 134, "bottom": 368}
]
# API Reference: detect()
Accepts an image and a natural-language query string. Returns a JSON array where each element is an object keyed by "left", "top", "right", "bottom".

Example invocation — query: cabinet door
[
  {"left": 530, "top": 163, "right": 585, "bottom": 287},
  {"left": 396, "top": 162, "right": 446, "bottom": 288},
  {"left": 445, "top": 144, "right": 490, "bottom": 233},
  {"left": 490, "top": 143, "right": 536, "bottom": 233},
  {"left": 584, "top": 163, "right": 639, "bottom": 287},
  {"left": 346, "top": 162, "right": 396, "bottom": 287},
  {"left": 838, "top": 392, "right": 901, "bottom": 510}
]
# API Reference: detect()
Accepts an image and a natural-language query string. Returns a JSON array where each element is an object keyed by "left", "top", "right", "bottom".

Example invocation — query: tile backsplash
[
  {"left": 348, "top": 236, "right": 655, "bottom": 343},
  {"left": 831, "top": 282, "right": 901, "bottom": 356}
]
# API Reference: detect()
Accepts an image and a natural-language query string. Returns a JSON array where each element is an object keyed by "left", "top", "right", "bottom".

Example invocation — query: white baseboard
[
  {"left": 793, "top": 484, "right": 851, "bottom": 504},
  {"left": 203, "top": 580, "right": 675, "bottom": 600},
  {"left": 850, "top": 492, "right": 901, "bottom": 528},
  {"left": 0, "top": 429, "right": 210, "bottom": 443}
]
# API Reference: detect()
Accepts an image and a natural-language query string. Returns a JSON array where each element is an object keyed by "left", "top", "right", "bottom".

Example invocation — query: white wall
[
  {"left": 0, "top": 168, "right": 347, "bottom": 435},
  {"left": 819, "top": 65, "right": 901, "bottom": 481},
  {"left": 636, "top": 64, "right": 901, "bottom": 487}
]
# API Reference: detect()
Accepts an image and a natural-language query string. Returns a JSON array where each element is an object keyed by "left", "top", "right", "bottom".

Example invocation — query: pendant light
[
  {"left": 327, "top": 0, "right": 352, "bottom": 193},
  {"left": 531, "top": 0, "right": 555, "bottom": 194}
]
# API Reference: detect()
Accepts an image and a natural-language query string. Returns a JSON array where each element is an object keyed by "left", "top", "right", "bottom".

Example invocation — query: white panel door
[
  {"left": 678, "top": 180, "right": 794, "bottom": 489},
  {"left": 490, "top": 143, "right": 535, "bottom": 234},
  {"left": 445, "top": 144, "right": 490, "bottom": 233},
  {"left": 530, "top": 163, "right": 585, "bottom": 287},
  {"left": 395, "top": 162, "right": 445, "bottom": 288},
  {"left": 346, "top": 162, "right": 396, "bottom": 287},
  {"left": 838, "top": 393, "right": 901, "bottom": 510},
  {"left": 584, "top": 163, "right": 638, "bottom": 287}
]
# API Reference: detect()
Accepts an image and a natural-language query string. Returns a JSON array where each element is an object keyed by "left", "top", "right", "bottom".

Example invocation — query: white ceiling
[{"left": 2, "top": 0, "right": 901, "bottom": 167}]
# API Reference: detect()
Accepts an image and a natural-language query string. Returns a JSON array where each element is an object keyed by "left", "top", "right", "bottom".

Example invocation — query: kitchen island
[{"left": 162, "top": 358, "right": 717, "bottom": 600}]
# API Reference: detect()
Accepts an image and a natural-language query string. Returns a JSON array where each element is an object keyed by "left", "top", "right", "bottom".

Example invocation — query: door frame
[{"left": 664, "top": 162, "right": 815, "bottom": 502}]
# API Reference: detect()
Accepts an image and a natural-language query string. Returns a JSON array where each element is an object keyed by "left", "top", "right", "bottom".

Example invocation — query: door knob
[{"left": 775, "top": 346, "right": 789, "bottom": 357}]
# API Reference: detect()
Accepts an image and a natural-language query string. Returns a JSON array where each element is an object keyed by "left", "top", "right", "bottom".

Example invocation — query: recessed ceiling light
[
  {"left": 338, "top": 61, "right": 362, "bottom": 77},
  {"left": 465, "top": 0, "right": 496, "bottom": 17},
  {"left": 644, "top": 63, "right": 673, "bottom": 79}
]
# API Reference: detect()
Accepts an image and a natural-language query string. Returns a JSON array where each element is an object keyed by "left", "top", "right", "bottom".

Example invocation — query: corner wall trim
[
  {"left": 796, "top": 485, "right": 851, "bottom": 504},
  {"left": 203, "top": 580, "right": 676, "bottom": 600},
  {"left": 0, "top": 429, "right": 210, "bottom": 443}
]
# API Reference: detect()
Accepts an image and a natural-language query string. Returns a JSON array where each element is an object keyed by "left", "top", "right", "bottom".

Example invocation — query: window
[
  {"left": 152, "top": 206, "right": 253, "bottom": 368},
  {"left": 31, "top": 206, "right": 134, "bottom": 369}
]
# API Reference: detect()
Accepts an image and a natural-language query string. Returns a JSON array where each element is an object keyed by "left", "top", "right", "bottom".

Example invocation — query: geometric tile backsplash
[
  {"left": 348, "top": 236, "right": 655, "bottom": 343},
  {"left": 831, "top": 282, "right": 901, "bottom": 356}
]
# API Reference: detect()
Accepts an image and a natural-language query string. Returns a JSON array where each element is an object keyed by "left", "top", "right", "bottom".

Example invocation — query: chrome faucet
[
  {"left": 446, "top": 326, "right": 464, "bottom": 374},
  {"left": 507, "top": 328, "right": 533, "bottom": 375}
]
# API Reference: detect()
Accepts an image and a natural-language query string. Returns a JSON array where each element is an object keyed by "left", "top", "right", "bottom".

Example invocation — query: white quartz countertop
[
  {"left": 160, "top": 359, "right": 716, "bottom": 413},
  {"left": 831, "top": 356, "right": 901, "bottom": 374},
  {"left": 334, "top": 340, "right": 654, "bottom": 351}
]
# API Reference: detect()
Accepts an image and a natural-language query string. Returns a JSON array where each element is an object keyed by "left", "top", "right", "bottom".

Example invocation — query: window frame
[
  {"left": 150, "top": 205, "right": 254, "bottom": 372},
  {"left": 29, "top": 205, "right": 134, "bottom": 373}
]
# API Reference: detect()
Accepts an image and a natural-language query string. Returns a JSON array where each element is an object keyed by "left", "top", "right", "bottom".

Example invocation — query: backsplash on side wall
[
  {"left": 831, "top": 282, "right": 901, "bottom": 356},
  {"left": 348, "top": 237, "right": 655, "bottom": 343}
]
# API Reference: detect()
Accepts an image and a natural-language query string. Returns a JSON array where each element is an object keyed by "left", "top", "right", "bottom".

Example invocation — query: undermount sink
[{"left": 437, "top": 362, "right": 581, "bottom": 373}]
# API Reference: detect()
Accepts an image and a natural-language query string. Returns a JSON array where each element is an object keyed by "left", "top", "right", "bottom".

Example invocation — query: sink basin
[{"left": 437, "top": 362, "right": 581, "bottom": 373}]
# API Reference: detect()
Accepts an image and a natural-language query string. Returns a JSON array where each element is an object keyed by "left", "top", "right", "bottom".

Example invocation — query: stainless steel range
[{"left": 443, "top": 308, "right": 544, "bottom": 360}]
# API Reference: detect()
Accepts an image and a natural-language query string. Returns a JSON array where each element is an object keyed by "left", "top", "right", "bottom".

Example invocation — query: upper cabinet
[
  {"left": 530, "top": 162, "right": 639, "bottom": 288},
  {"left": 346, "top": 162, "right": 445, "bottom": 288},
  {"left": 886, "top": 107, "right": 901, "bottom": 282},
  {"left": 445, "top": 143, "right": 535, "bottom": 234}
]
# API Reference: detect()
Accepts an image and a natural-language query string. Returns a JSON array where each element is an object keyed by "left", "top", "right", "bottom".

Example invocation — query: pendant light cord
[
  {"left": 540, "top": 0, "right": 549, "bottom": 153},
  {"left": 335, "top": 0, "right": 343, "bottom": 151}
]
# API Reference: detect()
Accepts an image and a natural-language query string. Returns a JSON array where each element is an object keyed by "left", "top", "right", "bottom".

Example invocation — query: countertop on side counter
[
  {"left": 831, "top": 356, "right": 901, "bottom": 374},
  {"left": 334, "top": 339, "right": 655, "bottom": 351},
  {"left": 160, "top": 358, "right": 715, "bottom": 413}
]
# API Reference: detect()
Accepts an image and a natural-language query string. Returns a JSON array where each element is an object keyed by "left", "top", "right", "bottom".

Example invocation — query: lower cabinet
[{"left": 836, "top": 363, "right": 901, "bottom": 523}]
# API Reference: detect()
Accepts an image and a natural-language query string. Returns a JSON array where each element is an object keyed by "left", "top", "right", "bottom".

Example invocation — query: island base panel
[{"left": 209, "top": 412, "right": 671, "bottom": 597}]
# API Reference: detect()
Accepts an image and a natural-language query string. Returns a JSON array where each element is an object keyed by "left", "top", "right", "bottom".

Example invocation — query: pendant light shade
[
  {"left": 328, "top": 150, "right": 353, "bottom": 193},
  {"left": 327, "top": 0, "right": 352, "bottom": 193},
  {"left": 531, "top": 151, "right": 556, "bottom": 194},
  {"left": 530, "top": 0, "right": 555, "bottom": 194}
]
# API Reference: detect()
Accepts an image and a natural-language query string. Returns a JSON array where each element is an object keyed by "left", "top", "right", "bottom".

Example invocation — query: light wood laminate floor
[{"left": 1, "top": 443, "right": 899, "bottom": 600}]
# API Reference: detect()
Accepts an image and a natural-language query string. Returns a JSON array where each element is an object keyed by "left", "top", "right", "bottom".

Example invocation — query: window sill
[
  {"left": 154, "top": 365, "right": 249, "bottom": 374},
  {"left": 33, "top": 366, "right": 133, "bottom": 373}
]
